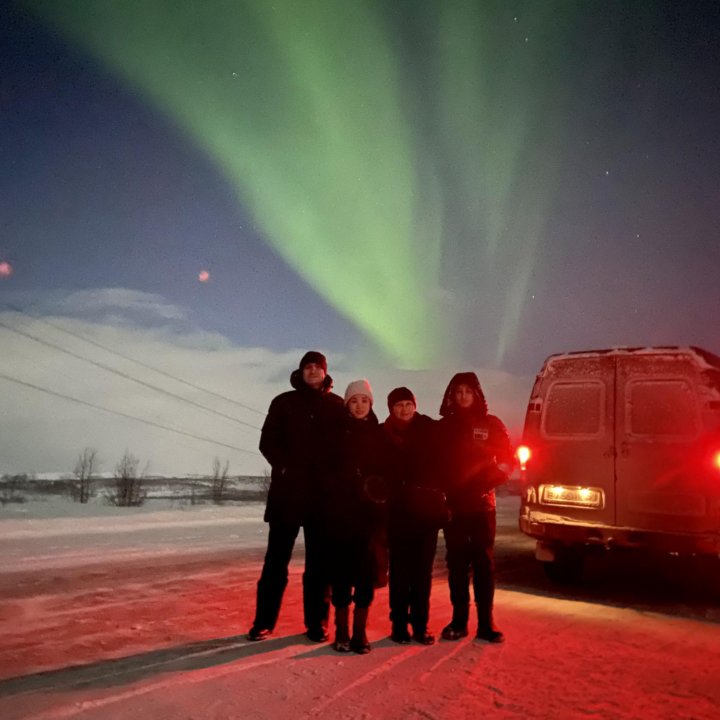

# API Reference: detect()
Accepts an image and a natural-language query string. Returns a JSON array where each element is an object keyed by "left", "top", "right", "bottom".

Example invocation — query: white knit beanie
[{"left": 344, "top": 378, "right": 374, "bottom": 406}]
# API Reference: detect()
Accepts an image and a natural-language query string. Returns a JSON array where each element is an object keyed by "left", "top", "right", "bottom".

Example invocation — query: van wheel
[{"left": 542, "top": 547, "right": 584, "bottom": 584}]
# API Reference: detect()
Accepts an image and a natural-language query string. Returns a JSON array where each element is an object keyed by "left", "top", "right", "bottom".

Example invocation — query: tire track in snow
[
  {"left": 309, "top": 645, "right": 426, "bottom": 716},
  {"left": 418, "top": 638, "right": 469, "bottom": 682}
]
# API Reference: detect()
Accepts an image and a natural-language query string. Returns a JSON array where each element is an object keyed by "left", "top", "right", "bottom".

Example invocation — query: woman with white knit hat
[{"left": 327, "top": 378, "right": 387, "bottom": 654}]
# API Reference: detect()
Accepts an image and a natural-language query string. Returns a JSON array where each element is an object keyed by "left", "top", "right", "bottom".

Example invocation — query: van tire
[{"left": 542, "top": 547, "right": 584, "bottom": 584}]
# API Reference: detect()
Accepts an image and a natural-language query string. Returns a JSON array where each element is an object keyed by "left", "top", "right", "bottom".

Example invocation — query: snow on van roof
[{"left": 542, "top": 346, "right": 720, "bottom": 371}]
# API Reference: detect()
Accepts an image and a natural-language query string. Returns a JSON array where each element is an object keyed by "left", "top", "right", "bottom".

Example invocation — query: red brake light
[{"left": 517, "top": 445, "right": 531, "bottom": 470}]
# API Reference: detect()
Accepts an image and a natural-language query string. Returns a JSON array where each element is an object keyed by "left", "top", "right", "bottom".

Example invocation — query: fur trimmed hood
[{"left": 439, "top": 372, "right": 488, "bottom": 417}]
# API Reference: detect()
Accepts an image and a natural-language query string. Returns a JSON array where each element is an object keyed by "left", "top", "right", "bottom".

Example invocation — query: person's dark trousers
[
  {"left": 330, "top": 534, "right": 376, "bottom": 610},
  {"left": 330, "top": 536, "right": 354, "bottom": 610},
  {"left": 302, "top": 520, "right": 331, "bottom": 632},
  {"left": 350, "top": 532, "right": 377, "bottom": 608},
  {"left": 252, "top": 521, "right": 301, "bottom": 631},
  {"left": 388, "top": 523, "right": 439, "bottom": 632},
  {"left": 352, "top": 575, "right": 375, "bottom": 610},
  {"left": 444, "top": 510, "right": 496, "bottom": 629}
]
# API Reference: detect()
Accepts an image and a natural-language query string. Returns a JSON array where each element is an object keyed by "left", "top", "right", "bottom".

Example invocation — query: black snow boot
[
  {"left": 333, "top": 607, "right": 351, "bottom": 652},
  {"left": 476, "top": 624, "right": 504, "bottom": 643},
  {"left": 411, "top": 627, "right": 436, "bottom": 645},
  {"left": 350, "top": 607, "right": 371, "bottom": 654},
  {"left": 442, "top": 603, "right": 469, "bottom": 640},
  {"left": 247, "top": 626, "right": 272, "bottom": 642},
  {"left": 390, "top": 622, "right": 412, "bottom": 644},
  {"left": 476, "top": 608, "right": 504, "bottom": 643},
  {"left": 441, "top": 623, "right": 469, "bottom": 641}
]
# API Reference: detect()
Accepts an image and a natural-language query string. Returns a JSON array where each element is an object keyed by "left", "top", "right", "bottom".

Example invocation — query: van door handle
[{"left": 619, "top": 441, "right": 630, "bottom": 457}]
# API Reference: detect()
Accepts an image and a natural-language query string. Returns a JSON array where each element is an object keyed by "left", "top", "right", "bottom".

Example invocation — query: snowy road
[
  {"left": 0, "top": 504, "right": 268, "bottom": 573},
  {"left": 1, "top": 498, "right": 719, "bottom": 719}
]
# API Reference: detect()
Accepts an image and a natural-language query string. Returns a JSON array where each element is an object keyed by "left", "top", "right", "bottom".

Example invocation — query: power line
[
  {"left": 0, "top": 371, "right": 261, "bottom": 456},
  {"left": 5, "top": 303, "right": 267, "bottom": 417},
  {"left": 0, "top": 319, "right": 262, "bottom": 431}
]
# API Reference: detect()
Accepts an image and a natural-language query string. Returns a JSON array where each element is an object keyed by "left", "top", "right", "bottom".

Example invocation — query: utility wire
[
  {"left": 0, "top": 371, "right": 261, "bottom": 456},
  {"left": 5, "top": 303, "right": 267, "bottom": 417},
  {"left": 0, "top": 320, "right": 262, "bottom": 431}
]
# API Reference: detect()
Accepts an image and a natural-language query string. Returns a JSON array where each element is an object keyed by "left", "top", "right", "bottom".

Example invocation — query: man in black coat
[
  {"left": 247, "top": 351, "right": 344, "bottom": 642},
  {"left": 438, "top": 372, "right": 514, "bottom": 643},
  {"left": 382, "top": 387, "right": 445, "bottom": 646}
]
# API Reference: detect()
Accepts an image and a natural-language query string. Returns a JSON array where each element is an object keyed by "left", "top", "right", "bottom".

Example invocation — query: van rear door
[
  {"left": 614, "top": 352, "right": 711, "bottom": 533},
  {"left": 538, "top": 354, "right": 616, "bottom": 526}
]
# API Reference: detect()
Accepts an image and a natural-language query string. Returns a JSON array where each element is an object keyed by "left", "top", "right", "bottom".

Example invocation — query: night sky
[{"left": 1, "top": 1, "right": 719, "bottom": 475}]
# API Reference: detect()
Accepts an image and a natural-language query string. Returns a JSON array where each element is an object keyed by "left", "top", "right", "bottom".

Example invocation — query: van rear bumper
[{"left": 519, "top": 512, "right": 720, "bottom": 554}]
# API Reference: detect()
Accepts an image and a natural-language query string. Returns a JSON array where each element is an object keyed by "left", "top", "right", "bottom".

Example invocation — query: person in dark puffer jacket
[
  {"left": 438, "top": 372, "right": 514, "bottom": 644},
  {"left": 247, "top": 351, "right": 344, "bottom": 643},
  {"left": 382, "top": 387, "right": 445, "bottom": 646},
  {"left": 327, "top": 379, "right": 387, "bottom": 654}
]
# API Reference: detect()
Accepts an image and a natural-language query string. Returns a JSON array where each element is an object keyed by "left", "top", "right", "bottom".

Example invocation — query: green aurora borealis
[{"left": 23, "top": 0, "right": 581, "bottom": 368}]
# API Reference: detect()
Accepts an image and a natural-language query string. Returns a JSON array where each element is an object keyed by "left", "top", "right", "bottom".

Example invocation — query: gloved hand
[{"left": 469, "top": 462, "right": 509, "bottom": 493}]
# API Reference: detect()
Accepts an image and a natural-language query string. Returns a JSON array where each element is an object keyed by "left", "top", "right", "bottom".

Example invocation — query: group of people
[{"left": 247, "top": 351, "right": 515, "bottom": 654}]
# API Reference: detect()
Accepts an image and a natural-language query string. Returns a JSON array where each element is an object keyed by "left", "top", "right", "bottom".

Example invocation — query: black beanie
[
  {"left": 387, "top": 386, "right": 416, "bottom": 411},
  {"left": 299, "top": 350, "right": 327, "bottom": 373}
]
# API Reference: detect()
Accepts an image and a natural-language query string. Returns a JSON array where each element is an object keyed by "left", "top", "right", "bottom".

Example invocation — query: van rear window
[
  {"left": 627, "top": 380, "right": 698, "bottom": 438},
  {"left": 543, "top": 382, "right": 603, "bottom": 436}
]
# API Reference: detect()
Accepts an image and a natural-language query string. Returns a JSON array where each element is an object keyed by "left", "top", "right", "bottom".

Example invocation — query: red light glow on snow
[
  {"left": 0, "top": 261, "right": 12, "bottom": 277},
  {"left": 198, "top": 270, "right": 210, "bottom": 282}
]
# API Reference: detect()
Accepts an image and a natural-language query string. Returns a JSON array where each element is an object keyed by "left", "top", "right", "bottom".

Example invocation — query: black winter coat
[
  {"left": 327, "top": 410, "right": 386, "bottom": 539},
  {"left": 259, "top": 370, "right": 344, "bottom": 525},
  {"left": 381, "top": 413, "right": 446, "bottom": 529},
  {"left": 438, "top": 410, "right": 514, "bottom": 514}
]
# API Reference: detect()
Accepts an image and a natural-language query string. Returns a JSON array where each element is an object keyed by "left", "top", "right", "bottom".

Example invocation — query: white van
[{"left": 517, "top": 346, "right": 720, "bottom": 581}]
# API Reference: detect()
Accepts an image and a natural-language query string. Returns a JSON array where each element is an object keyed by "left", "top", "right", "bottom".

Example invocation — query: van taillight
[{"left": 517, "top": 445, "right": 531, "bottom": 470}]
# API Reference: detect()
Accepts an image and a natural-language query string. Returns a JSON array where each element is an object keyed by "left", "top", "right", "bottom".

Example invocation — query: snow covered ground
[{"left": 1, "top": 496, "right": 719, "bottom": 719}]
